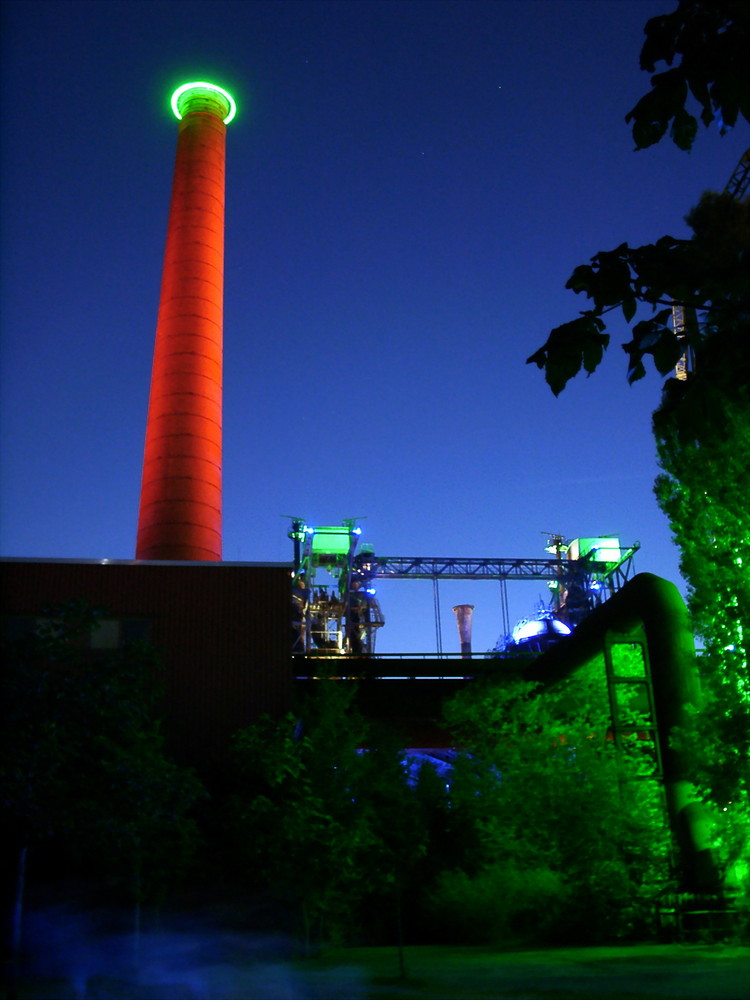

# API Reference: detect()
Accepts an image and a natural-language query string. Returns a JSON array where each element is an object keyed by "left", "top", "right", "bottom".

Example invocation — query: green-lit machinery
[
  {"left": 288, "top": 519, "right": 385, "bottom": 655},
  {"left": 546, "top": 535, "right": 639, "bottom": 626},
  {"left": 288, "top": 523, "right": 640, "bottom": 655}
]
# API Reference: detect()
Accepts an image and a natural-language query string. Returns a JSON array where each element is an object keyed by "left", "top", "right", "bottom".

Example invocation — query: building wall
[
  {"left": 2, "top": 559, "right": 474, "bottom": 759},
  {"left": 2, "top": 559, "right": 293, "bottom": 764}
]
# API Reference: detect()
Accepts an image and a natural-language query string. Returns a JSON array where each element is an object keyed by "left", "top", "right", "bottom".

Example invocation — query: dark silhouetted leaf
[
  {"left": 639, "top": 10, "right": 681, "bottom": 72},
  {"left": 653, "top": 331, "right": 685, "bottom": 375},
  {"left": 631, "top": 117, "right": 668, "bottom": 150},
  {"left": 565, "top": 264, "right": 596, "bottom": 295},
  {"left": 628, "top": 1, "right": 750, "bottom": 150},
  {"left": 670, "top": 108, "right": 698, "bottom": 150},
  {"left": 527, "top": 314, "right": 609, "bottom": 395}
]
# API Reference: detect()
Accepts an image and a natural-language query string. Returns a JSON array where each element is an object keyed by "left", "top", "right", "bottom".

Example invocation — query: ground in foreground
[
  {"left": 13, "top": 942, "right": 750, "bottom": 998},
  {"left": 299, "top": 944, "right": 750, "bottom": 1000}
]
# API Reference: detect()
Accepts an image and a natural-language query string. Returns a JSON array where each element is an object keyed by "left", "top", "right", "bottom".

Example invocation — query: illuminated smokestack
[
  {"left": 136, "top": 82, "right": 237, "bottom": 561},
  {"left": 452, "top": 604, "right": 475, "bottom": 659}
]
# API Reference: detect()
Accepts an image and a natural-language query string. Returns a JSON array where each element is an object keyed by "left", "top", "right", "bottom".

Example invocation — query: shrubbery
[{"left": 226, "top": 659, "right": 673, "bottom": 949}]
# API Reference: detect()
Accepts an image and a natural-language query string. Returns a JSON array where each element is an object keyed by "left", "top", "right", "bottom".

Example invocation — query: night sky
[{"left": 1, "top": 0, "right": 747, "bottom": 655}]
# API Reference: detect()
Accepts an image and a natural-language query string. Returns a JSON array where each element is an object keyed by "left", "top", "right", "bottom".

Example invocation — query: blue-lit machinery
[
  {"left": 495, "top": 534, "right": 633, "bottom": 655},
  {"left": 288, "top": 519, "right": 385, "bottom": 655},
  {"left": 502, "top": 614, "right": 573, "bottom": 655}
]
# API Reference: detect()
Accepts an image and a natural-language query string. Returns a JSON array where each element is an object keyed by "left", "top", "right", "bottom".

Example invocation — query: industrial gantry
[{"left": 288, "top": 520, "right": 639, "bottom": 657}]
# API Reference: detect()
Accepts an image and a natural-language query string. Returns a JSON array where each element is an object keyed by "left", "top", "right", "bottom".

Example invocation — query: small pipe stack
[{"left": 452, "top": 604, "right": 475, "bottom": 659}]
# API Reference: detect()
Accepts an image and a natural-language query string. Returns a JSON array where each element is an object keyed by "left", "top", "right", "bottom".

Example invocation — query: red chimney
[{"left": 136, "top": 82, "right": 236, "bottom": 561}]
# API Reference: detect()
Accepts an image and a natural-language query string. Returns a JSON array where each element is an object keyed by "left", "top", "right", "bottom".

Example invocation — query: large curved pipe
[{"left": 526, "top": 572, "right": 720, "bottom": 894}]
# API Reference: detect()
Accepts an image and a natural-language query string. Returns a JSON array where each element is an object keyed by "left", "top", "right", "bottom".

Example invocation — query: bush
[{"left": 427, "top": 862, "right": 570, "bottom": 945}]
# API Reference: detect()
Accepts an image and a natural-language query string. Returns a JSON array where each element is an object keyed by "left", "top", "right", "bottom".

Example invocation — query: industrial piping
[
  {"left": 136, "top": 82, "right": 236, "bottom": 561},
  {"left": 525, "top": 572, "right": 721, "bottom": 895}
]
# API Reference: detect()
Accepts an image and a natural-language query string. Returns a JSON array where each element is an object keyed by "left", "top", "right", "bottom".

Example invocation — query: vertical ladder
[
  {"left": 603, "top": 628, "right": 664, "bottom": 784},
  {"left": 603, "top": 628, "right": 676, "bottom": 886}
]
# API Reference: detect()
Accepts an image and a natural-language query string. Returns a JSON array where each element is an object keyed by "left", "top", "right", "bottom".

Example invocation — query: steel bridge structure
[
  {"left": 361, "top": 552, "right": 637, "bottom": 584},
  {"left": 357, "top": 546, "right": 640, "bottom": 654},
  {"left": 288, "top": 517, "right": 641, "bottom": 658}
]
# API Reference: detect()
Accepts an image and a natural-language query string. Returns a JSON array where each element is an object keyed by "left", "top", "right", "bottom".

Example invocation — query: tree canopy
[
  {"left": 524, "top": 0, "right": 750, "bottom": 894},
  {"left": 1, "top": 602, "right": 205, "bottom": 916},
  {"left": 625, "top": 0, "right": 750, "bottom": 151},
  {"left": 527, "top": 189, "right": 749, "bottom": 394},
  {"left": 526, "top": 0, "right": 749, "bottom": 395}
]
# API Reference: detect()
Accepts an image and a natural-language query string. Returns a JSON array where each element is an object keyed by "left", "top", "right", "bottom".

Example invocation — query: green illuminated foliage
[
  {"left": 439, "top": 664, "right": 669, "bottom": 944},
  {"left": 525, "top": 2, "right": 749, "bottom": 906},
  {"left": 646, "top": 192, "right": 750, "bottom": 913},
  {"left": 653, "top": 297, "right": 750, "bottom": 811}
]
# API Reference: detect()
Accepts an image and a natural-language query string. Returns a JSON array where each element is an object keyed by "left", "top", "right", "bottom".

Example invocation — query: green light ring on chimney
[{"left": 170, "top": 82, "right": 237, "bottom": 125}]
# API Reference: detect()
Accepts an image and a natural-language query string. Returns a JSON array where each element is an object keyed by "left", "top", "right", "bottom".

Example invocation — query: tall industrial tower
[{"left": 136, "top": 82, "right": 237, "bottom": 561}]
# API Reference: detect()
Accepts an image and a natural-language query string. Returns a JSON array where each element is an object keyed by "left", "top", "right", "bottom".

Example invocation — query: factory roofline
[{"left": 0, "top": 556, "right": 292, "bottom": 569}]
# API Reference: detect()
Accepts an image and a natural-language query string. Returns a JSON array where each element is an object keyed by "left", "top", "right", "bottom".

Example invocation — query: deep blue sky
[{"left": 1, "top": 0, "right": 747, "bottom": 654}]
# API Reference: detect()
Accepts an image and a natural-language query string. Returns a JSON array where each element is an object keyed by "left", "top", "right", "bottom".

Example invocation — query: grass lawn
[{"left": 297, "top": 943, "right": 750, "bottom": 999}]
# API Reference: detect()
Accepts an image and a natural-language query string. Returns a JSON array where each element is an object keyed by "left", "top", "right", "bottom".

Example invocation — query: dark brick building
[
  {"left": 2, "top": 559, "right": 292, "bottom": 763},
  {"left": 2, "top": 558, "right": 464, "bottom": 765}
]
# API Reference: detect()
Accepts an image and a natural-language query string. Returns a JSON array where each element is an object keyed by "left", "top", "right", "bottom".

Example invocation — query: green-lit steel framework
[
  {"left": 359, "top": 539, "right": 640, "bottom": 652},
  {"left": 289, "top": 520, "right": 639, "bottom": 657},
  {"left": 289, "top": 519, "right": 385, "bottom": 656}
]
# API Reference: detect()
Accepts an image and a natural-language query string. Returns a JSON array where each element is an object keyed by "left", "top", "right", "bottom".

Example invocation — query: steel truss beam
[{"left": 360, "top": 550, "right": 638, "bottom": 584}]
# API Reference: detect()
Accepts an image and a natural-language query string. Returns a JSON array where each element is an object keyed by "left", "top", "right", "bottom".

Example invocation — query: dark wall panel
[{"left": 2, "top": 560, "right": 293, "bottom": 761}]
